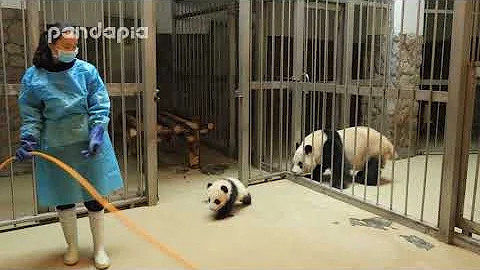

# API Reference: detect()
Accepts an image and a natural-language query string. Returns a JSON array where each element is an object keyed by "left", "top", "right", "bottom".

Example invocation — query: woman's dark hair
[{"left": 32, "top": 22, "right": 76, "bottom": 69}]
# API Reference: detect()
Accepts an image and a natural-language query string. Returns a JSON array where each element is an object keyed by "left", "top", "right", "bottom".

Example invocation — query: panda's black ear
[
  {"left": 304, "top": 145, "right": 313, "bottom": 154},
  {"left": 221, "top": 185, "right": 228, "bottom": 193},
  {"left": 296, "top": 142, "right": 300, "bottom": 149},
  {"left": 207, "top": 182, "right": 212, "bottom": 189}
]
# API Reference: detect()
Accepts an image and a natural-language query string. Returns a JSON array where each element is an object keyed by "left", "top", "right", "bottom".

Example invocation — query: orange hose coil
[{"left": 0, "top": 151, "right": 197, "bottom": 270}]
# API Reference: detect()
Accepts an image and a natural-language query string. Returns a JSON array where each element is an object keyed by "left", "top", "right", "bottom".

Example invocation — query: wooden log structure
[
  {"left": 124, "top": 110, "right": 215, "bottom": 169},
  {"left": 159, "top": 112, "right": 215, "bottom": 169}
]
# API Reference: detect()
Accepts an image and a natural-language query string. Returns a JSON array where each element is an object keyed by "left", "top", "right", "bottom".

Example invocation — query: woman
[{"left": 15, "top": 23, "right": 124, "bottom": 269}]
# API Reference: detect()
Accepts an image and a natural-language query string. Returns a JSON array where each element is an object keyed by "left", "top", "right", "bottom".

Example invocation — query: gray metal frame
[{"left": 238, "top": 0, "right": 480, "bottom": 255}]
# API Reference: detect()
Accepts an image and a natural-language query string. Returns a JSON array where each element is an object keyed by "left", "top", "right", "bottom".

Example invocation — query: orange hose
[{"left": 0, "top": 151, "right": 197, "bottom": 270}]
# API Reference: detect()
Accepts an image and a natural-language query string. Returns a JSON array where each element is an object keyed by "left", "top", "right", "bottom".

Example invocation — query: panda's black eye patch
[
  {"left": 298, "top": 162, "right": 303, "bottom": 168},
  {"left": 221, "top": 185, "right": 228, "bottom": 193},
  {"left": 214, "top": 199, "right": 220, "bottom": 205}
]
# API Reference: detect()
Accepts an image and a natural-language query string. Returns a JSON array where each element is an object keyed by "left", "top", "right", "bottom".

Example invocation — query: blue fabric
[
  {"left": 15, "top": 134, "right": 38, "bottom": 161},
  {"left": 18, "top": 59, "right": 124, "bottom": 207},
  {"left": 81, "top": 125, "right": 105, "bottom": 158}
]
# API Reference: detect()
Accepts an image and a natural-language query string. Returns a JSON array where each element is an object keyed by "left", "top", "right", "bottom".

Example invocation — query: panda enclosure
[{"left": 0, "top": 0, "right": 480, "bottom": 257}]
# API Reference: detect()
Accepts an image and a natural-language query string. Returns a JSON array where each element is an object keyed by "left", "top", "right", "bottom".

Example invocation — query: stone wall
[
  {"left": 360, "top": 33, "right": 422, "bottom": 156},
  {"left": 0, "top": 8, "right": 29, "bottom": 176},
  {"left": 387, "top": 34, "right": 422, "bottom": 154}
]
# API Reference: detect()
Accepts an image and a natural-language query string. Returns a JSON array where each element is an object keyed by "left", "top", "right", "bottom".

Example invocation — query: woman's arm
[
  {"left": 18, "top": 73, "right": 43, "bottom": 142},
  {"left": 87, "top": 67, "right": 111, "bottom": 130}
]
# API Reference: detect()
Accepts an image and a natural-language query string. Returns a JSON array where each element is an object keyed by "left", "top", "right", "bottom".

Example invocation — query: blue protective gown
[{"left": 18, "top": 59, "right": 124, "bottom": 207}]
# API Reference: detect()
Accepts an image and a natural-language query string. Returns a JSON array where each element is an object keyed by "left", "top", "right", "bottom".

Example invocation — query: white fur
[
  {"left": 291, "top": 130, "right": 328, "bottom": 175},
  {"left": 336, "top": 126, "right": 398, "bottom": 171},
  {"left": 206, "top": 177, "right": 249, "bottom": 212}
]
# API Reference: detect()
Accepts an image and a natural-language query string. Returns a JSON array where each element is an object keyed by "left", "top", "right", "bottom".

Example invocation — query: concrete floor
[{"left": 1, "top": 145, "right": 480, "bottom": 268}]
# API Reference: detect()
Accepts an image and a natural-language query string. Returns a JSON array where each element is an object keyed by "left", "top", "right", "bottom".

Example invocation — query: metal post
[
  {"left": 142, "top": 0, "right": 159, "bottom": 206},
  {"left": 238, "top": 0, "right": 251, "bottom": 184},
  {"left": 26, "top": 0, "right": 40, "bottom": 66},
  {"left": 342, "top": 3, "right": 354, "bottom": 128},
  {"left": 439, "top": 0, "right": 473, "bottom": 243},
  {"left": 228, "top": 10, "right": 237, "bottom": 158},
  {"left": 291, "top": 0, "right": 305, "bottom": 154},
  {"left": 254, "top": 0, "right": 264, "bottom": 168}
]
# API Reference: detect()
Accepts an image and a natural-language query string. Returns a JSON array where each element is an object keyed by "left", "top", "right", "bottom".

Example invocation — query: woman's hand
[{"left": 81, "top": 125, "right": 104, "bottom": 158}]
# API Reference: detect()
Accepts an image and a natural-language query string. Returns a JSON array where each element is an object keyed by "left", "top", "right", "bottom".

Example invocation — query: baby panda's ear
[
  {"left": 296, "top": 142, "right": 300, "bottom": 149},
  {"left": 304, "top": 145, "right": 313, "bottom": 154},
  {"left": 207, "top": 182, "right": 212, "bottom": 189},
  {"left": 221, "top": 185, "right": 228, "bottom": 193}
]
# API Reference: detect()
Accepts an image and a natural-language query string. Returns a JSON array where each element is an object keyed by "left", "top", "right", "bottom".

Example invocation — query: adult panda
[{"left": 291, "top": 126, "right": 398, "bottom": 189}]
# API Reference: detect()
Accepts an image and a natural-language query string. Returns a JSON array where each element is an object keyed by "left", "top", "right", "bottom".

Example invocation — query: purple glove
[
  {"left": 81, "top": 125, "right": 104, "bottom": 158},
  {"left": 15, "top": 135, "right": 38, "bottom": 161}
]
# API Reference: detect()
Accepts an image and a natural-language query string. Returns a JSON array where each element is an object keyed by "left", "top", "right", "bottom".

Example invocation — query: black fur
[
  {"left": 312, "top": 130, "right": 353, "bottom": 189},
  {"left": 355, "top": 156, "right": 380, "bottom": 186},
  {"left": 241, "top": 193, "right": 252, "bottom": 205},
  {"left": 214, "top": 179, "right": 238, "bottom": 220}
]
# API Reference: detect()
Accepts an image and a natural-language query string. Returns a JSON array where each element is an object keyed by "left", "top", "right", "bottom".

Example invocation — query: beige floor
[
  {"left": 1, "top": 174, "right": 480, "bottom": 269},
  {"left": 1, "top": 146, "right": 480, "bottom": 268}
]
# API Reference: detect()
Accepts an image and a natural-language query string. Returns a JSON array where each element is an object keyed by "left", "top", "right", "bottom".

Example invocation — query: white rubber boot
[
  {"left": 88, "top": 210, "right": 111, "bottom": 269},
  {"left": 57, "top": 207, "right": 79, "bottom": 265}
]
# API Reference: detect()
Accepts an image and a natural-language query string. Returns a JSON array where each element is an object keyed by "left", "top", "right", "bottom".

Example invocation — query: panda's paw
[
  {"left": 241, "top": 193, "right": 252, "bottom": 205},
  {"left": 214, "top": 213, "right": 234, "bottom": 220}
]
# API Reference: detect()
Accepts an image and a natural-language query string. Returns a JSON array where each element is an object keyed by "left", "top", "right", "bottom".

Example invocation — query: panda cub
[{"left": 206, "top": 177, "right": 252, "bottom": 219}]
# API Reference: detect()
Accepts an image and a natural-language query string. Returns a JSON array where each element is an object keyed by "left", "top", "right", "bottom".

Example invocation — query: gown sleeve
[
  {"left": 18, "top": 71, "right": 43, "bottom": 142},
  {"left": 86, "top": 67, "right": 111, "bottom": 130}
]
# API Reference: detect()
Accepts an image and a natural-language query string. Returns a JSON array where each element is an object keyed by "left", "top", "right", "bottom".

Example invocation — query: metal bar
[
  {"left": 435, "top": 0, "right": 451, "bottom": 148},
  {"left": 238, "top": 0, "right": 251, "bottom": 185},
  {"left": 142, "top": 0, "right": 159, "bottom": 206},
  {"left": 107, "top": 0, "right": 114, "bottom": 163},
  {"left": 270, "top": 0, "right": 275, "bottom": 173},
  {"left": 291, "top": 0, "right": 305, "bottom": 155},
  {"left": 377, "top": 1, "right": 387, "bottom": 205},
  {"left": 0, "top": 197, "right": 148, "bottom": 230},
  {"left": 365, "top": 0, "right": 375, "bottom": 200},
  {"left": 285, "top": 0, "right": 292, "bottom": 171},
  {"left": 468, "top": 1, "right": 480, "bottom": 224},
  {"left": 81, "top": 0, "right": 88, "bottom": 61},
  {"left": 0, "top": 0, "right": 16, "bottom": 222},
  {"left": 456, "top": 62, "right": 478, "bottom": 230},
  {"left": 421, "top": 0, "right": 439, "bottom": 222},
  {"left": 119, "top": 0, "right": 128, "bottom": 199},
  {"left": 279, "top": 0, "right": 286, "bottom": 171},
  {"left": 175, "top": 2, "right": 237, "bottom": 20},
  {"left": 134, "top": 0, "right": 143, "bottom": 196},
  {"left": 247, "top": 82, "right": 450, "bottom": 102},
  {"left": 254, "top": 0, "right": 264, "bottom": 168},
  {"left": 94, "top": 1, "right": 99, "bottom": 68},
  {"left": 42, "top": 0, "right": 46, "bottom": 30},
  {"left": 311, "top": 0, "right": 318, "bottom": 184},
  {"left": 1, "top": 83, "right": 143, "bottom": 97},
  {"left": 351, "top": 1, "right": 364, "bottom": 195},
  {"left": 440, "top": 0, "right": 473, "bottom": 243},
  {"left": 26, "top": 0, "right": 41, "bottom": 216},
  {"left": 26, "top": 0, "right": 40, "bottom": 66}
]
